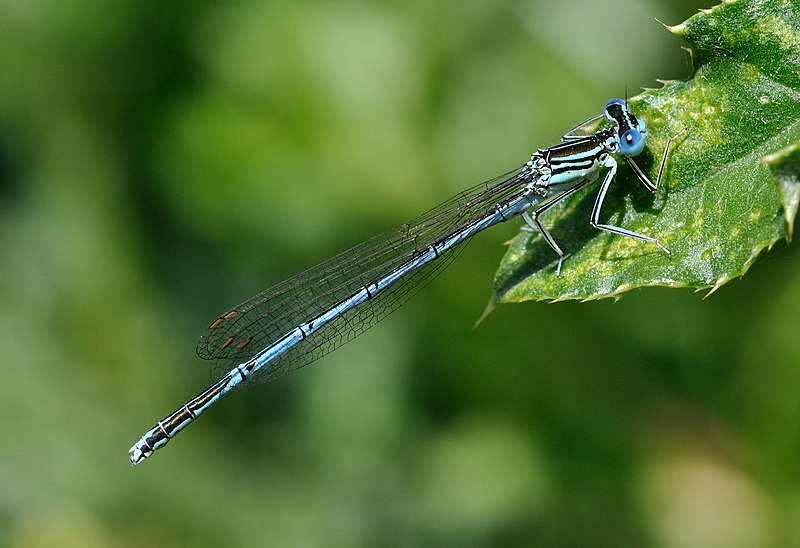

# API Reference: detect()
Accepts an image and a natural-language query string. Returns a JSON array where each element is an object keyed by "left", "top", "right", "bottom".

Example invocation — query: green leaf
[
  {"left": 762, "top": 141, "right": 800, "bottom": 241},
  {"left": 493, "top": 0, "right": 800, "bottom": 303}
]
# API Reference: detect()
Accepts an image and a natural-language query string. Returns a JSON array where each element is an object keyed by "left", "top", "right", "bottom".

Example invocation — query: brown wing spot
[
  {"left": 221, "top": 336, "right": 236, "bottom": 350},
  {"left": 237, "top": 337, "right": 254, "bottom": 350},
  {"left": 208, "top": 310, "right": 238, "bottom": 329},
  {"left": 209, "top": 317, "right": 225, "bottom": 329}
]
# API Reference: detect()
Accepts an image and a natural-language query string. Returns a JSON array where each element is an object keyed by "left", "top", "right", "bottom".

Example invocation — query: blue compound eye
[
  {"left": 604, "top": 98, "right": 626, "bottom": 121},
  {"left": 619, "top": 129, "right": 645, "bottom": 156}
]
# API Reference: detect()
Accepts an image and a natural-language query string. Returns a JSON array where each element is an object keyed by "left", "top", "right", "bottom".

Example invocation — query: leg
[
  {"left": 520, "top": 213, "right": 539, "bottom": 233},
  {"left": 590, "top": 158, "right": 670, "bottom": 255},
  {"left": 523, "top": 179, "right": 592, "bottom": 277},
  {"left": 561, "top": 113, "right": 604, "bottom": 142},
  {"left": 626, "top": 127, "right": 687, "bottom": 192}
]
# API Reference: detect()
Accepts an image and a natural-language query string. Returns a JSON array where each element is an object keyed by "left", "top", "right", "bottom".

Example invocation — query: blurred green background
[{"left": 2, "top": 0, "right": 799, "bottom": 546}]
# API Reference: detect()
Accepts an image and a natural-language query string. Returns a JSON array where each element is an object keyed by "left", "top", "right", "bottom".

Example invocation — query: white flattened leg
[
  {"left": 523, "top": 179, "right": 592, "bottom": 277},
  {"left": 590, "top": 157, "right": 670, "bottom": 255}
]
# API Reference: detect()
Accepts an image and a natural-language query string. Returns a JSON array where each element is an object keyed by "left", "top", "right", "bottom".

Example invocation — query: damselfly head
[
  {"left": 604, "top": 98, "right": 628, "bottom": 123},
  {"left": 604, "top": 98, "right": 647, "bottom": 157}
]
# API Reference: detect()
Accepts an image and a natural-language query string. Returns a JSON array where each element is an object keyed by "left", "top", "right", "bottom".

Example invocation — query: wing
[{"left": 196, "top": 164, "right": 534, "bottom": 384}]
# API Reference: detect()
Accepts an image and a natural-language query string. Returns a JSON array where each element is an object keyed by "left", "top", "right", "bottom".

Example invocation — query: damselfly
[{"left": 129, "top": 99, "right": 683, "bottom": 465}]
